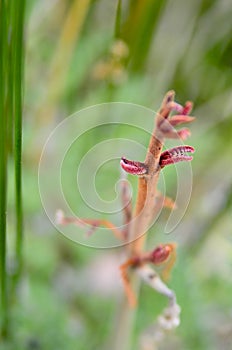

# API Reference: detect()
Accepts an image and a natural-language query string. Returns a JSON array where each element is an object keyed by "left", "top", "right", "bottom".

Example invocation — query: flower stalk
[{"left": 57, "top": 91, "right": 195, "bottom": 349}]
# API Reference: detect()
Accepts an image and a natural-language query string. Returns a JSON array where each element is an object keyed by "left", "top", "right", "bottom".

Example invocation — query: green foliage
[
  {"left": 0, "top": 0, "right": 9, "bottom": 339},
  {"left": 0, "top": 0, "right": 25, "bottom": 339}
]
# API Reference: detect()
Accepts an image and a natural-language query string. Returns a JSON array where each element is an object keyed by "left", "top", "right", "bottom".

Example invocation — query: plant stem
[
  {"left": 6, "top": 0, "right": 14, "bottom": 155},
  {"left": 12, "top": 0, "right": 25, "bottom": 285},
  {"left": 110, "top": 274, "right": 140, "bottom": 350},
  {"left": 113, "top": 92, "right": 175, "bottom": 350},
  {"left": 0, "top": 0, "right": 9, "bottom": 338},
  {"left": 114, "top": 0, "right": 122, "bottom": 39},
  {"left": 130, "top": 91, "right": 174, "bottom": 255}
]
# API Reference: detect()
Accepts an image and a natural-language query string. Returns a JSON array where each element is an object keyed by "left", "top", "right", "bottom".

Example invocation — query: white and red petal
[
  {"left": 120, "top": 157, "right": 148, "bottom": 176},
  {"left": 160, "top": 145, "right": 195, "bottom": 167}
]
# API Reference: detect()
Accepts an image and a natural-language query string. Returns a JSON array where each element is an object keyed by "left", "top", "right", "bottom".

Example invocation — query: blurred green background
[{"left": 2, "top": 0, "right": 232, "bottom": 349}]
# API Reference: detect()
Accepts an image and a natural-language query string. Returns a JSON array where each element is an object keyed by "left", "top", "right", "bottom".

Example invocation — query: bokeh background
[{"left": 3, "top": 0, "right": 232, "bottom": 349}]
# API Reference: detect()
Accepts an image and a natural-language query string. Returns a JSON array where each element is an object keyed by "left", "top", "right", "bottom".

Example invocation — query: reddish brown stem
[{"left": 129, "top": 91, "right": 176, "bottom": 255}]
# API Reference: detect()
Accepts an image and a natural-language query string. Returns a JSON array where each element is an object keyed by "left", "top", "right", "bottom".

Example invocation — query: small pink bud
[
  {"left": 169, "top": 115, "right": 195, "bottom": 126},
  {"left": 150, "top": 245, "right": 171, "bottom": 264},
  {"left": 168, "top": 100, "right": 193, "bottom": 115},
  {"left": 158, "top": 123, "right": 191, "bottom": 140},
  {"left": 177, "top": 128, "right": 191, "bottom": 140},
  {"left": 182, "top": 101, "right": 193, "bottom": 115},
  {"left": 168, "top": 101, "right": 184, "bottom": 114}
]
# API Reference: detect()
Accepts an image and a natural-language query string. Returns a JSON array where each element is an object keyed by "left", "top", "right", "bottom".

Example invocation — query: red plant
[{"left": 56, "top": 90, "right": 195, "bottom": 341}]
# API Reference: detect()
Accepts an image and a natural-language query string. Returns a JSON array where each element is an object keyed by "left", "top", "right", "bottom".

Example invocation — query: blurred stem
[
  {"left": 110, "top": 275, "right": 140, "bottom": 350},
  {"left": 6, "top": 0, "right": 14, "bottom": 154},
  {"left": 123, "top": 0, "right": 163, "bottom": 72},
  {"left": 114, "top": 0, "right": 122, "bottom": 39},
  {"left": 0, "top": 0, "right": 9, "bottom": 339},
  {"left": 37, "top": 0, "right": 91, "bottom": 124},
  {"left": 12, "top": 0, "right": 25, "bottom": 285}
]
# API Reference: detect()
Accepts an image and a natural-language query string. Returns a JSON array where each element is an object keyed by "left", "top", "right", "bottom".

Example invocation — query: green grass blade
[
  {"left": 122, "top": 0, "right": 164, "bottom": 72},
  {"left": 6, "top": 0, "right": 14, "bottom": 155},
  {"left": 12, "top": 0, "right": 25, "bottom": 284},
  {"left": 0, "top": 0, "right": 9, "bottom": 339},
  {"left": 114, "top": 0, "right": 122, "bottom": 39}
]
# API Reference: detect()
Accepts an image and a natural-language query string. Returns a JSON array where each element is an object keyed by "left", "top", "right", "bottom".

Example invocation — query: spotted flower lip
[
  {"left": 159, "top": 145, "right": 195, "bottom": 167},
  {"left": 120, "top": 157, "right": 148, "bottom": 175}
]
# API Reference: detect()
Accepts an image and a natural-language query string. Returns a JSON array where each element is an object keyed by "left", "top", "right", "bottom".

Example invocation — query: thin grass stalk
[
  {"left": 12, "top": 0, "right": 25, "bottom": 285},
  {"left": 122, "top": 0, "right": 163, "bottom": 72},
  {"left": 114, "top": 0, "right": 122, "bottom": 39},
  {"left": 6, "top": 0, "right": 14, "bottom": 155},
  {"left": 0, "top": 0, "right": 9, "bottom": 339}
]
